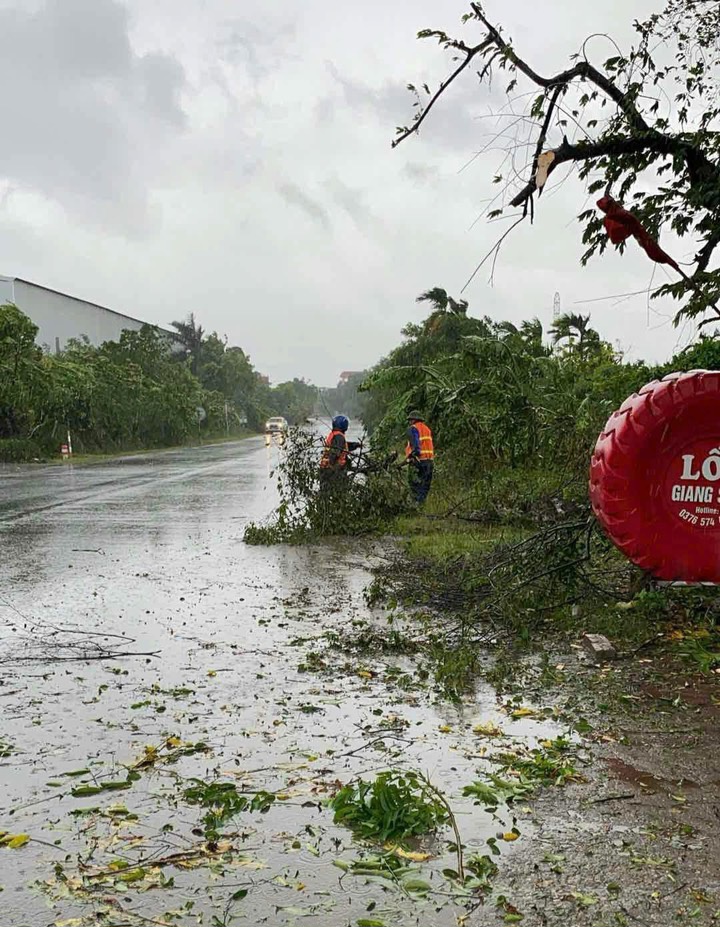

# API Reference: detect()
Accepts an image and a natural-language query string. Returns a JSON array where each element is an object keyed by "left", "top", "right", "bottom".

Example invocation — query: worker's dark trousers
[
  {"left": 409, "top": 460, "right": 434, "bottom": 504},
  {"left": 318, "top": 468, "right": 348, "bottom": 492}
]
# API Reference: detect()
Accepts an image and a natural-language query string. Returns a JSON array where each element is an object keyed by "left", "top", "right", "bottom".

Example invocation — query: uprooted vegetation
[
  {"left": 244, "top": 428, "right": 411, "bottom": 544},
  {"left": 329, "top": 770, "right": 450, "bottom": 845},
  {"left": 367, "top": 501, "right": 720, "bottom": 700},
  {"left": 244, "top": 296, "right": 720, "bottom": 702}
]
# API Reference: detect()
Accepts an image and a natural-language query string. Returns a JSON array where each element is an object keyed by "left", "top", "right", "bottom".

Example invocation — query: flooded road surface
[{"left": 0, "top": 439, "right": 561, "bottom": 927}]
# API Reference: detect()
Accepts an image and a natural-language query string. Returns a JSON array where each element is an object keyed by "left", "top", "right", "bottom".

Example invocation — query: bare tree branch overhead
[{"left": 393, "top": 0, "right": 720, "bottom": 325}]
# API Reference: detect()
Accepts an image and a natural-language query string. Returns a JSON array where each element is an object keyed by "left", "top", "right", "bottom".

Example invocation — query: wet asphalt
[{"left": 0, "top": 438, "right": 559, "bottom": 927}]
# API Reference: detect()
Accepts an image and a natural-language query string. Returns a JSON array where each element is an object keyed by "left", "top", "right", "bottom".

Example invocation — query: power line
[{"left": 572, "top": 288, "right": 654, "bottom": 305}]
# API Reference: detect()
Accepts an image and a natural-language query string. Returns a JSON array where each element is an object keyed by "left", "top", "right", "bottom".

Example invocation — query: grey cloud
[
  {"left": 327, "top": 179, "right": 377, "bottom": 231},
  {"left": 29, "top": 0, "right": 132, "bottom": 79},
  {"left": 324, "top": 60, "right": 504, "bottom": 153},
  {"left": 325, "top": 60, "right": 408, "bottom": 125},
  {"left": 0, "top": 212, "right": 46, "bottom": 265},
  {"left": 0, "top": 0, "right": 186, "bottom": 234},
  {"left": 218, "top": 16, "right": 297, "bottom": 85},
  {"left": 276, "top": 181, "right": 331, "bottom": 230},
  {"left": 0, "top": 0, "right": 694, "bottom": 385},
  {"left": 402, "top": 162, "right": 441, "bottom": 185},
  {"left": 137, "top": 54, "right": 186, "bottom": 127},
  {"left": 314, "top": 96, "right": 336, "bottom": 127}
]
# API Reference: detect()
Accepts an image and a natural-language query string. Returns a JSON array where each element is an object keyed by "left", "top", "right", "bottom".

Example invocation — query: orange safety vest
[
  {"left": 406, "top": 421, "right": 434, "bottom": 461},
  {"left": 320, "top": 429, "right": 348, "bottom": 468}
]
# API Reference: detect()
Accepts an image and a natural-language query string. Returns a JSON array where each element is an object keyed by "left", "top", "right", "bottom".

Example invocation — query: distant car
[{"left": 265, "top": 416, "right": 288, "bottom": 434}]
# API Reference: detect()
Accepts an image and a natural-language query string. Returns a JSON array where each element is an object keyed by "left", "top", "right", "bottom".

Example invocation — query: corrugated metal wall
[{"left": 1, "top": 278, "right": 147, "bottom": 353}]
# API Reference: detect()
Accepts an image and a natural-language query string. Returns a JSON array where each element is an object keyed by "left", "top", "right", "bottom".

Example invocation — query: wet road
[
  {"left": 0, "top": 439, "right": 556, "bottom": 927},
  {"left": 0, "top": 438, "right": 275, "bottom": 521}
]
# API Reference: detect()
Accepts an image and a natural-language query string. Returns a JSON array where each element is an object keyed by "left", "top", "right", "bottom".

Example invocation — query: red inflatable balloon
[{"left": 590, "top": 370, "right": 720, "bottom": 582}]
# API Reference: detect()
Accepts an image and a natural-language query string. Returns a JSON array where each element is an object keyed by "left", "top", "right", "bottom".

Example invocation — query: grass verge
[{"left": 373, "top": 470, "right": 720, "bottom": 702}]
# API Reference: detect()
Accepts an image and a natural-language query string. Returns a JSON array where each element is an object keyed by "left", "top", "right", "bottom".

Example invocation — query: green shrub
[{"left": 0, "top": 437, "right": 43, "bottom": 462}]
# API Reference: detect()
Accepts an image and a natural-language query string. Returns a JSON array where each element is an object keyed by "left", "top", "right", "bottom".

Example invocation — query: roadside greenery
[
  {"left": 248, "top": 285, "right": 720, "bottom": 699},
  {"left": 170, "top": 311, "right": 317, "bottom": 430},
  {"left": 361, "top": 288, "right": 654, "bottom": 480},
  {"left": 367, "top": 292, "right": 720, "bottom": 687},
  {"left": 0, "top": 304, "right": 317, "bottom": 460},
  {"left": 257, "top": 287, "right": 720, "bottom": 550}
]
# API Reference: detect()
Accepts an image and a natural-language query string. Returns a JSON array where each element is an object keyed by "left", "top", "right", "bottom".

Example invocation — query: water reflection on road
[{"left": 0, "top": 439, "right": 558, "bottom": 927}]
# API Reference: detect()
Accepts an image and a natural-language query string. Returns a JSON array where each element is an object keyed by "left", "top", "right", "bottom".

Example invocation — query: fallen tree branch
[
  {"left": 417, "top": 771, "right": 465, "bottom": 882},
  {"left": 0, "top": 648, "right": 161, "bottom": 664}
]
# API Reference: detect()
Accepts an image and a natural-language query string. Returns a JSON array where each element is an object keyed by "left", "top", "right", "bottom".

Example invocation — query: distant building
[{"left": 0, "top": 274, "right": 176, "bottom": 354}]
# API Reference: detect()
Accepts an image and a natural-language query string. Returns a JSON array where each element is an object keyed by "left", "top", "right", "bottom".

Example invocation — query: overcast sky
[{"left": 0, "top": 0, "right": 703, "bottom": 385}]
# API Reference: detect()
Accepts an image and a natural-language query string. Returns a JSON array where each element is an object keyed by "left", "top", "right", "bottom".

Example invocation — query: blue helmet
[{"left": 332, "top": 414, "right": 349, "bottom": 432}]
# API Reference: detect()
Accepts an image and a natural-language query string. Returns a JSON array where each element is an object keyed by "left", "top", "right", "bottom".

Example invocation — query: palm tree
[
  {"left": 549, "top": 312, "right": 599, "bottom": 360},
  {"left": 170, "top": 313, "right": 204, "bottom": 374},
  {"left": 495, "top": 319, "right": 546, "bottom": 356},
  {"left": 416, "top": 288, "right": 468, "bottom": 315},
  {"left": 520, "top": 318, "right": 544, "bottom": 345}
]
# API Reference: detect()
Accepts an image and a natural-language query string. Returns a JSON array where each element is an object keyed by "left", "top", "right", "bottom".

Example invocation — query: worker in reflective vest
[
  {"left": 320, "top": 415, "right": 360, "bottom": 487},
  {"left": 405, "top": 411, "right": 434, "bottom": 503}
]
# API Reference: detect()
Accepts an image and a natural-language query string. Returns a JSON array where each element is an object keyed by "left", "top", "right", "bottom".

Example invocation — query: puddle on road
[{"left": 0, "top": 452, "right": 570, "bottom": 927}]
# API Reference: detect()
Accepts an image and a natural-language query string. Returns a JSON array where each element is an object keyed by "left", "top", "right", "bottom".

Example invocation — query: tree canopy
[
  {"left": 394, "top": 0, "right": 720, "bottom": 325},
  {"left": 0, "top": 304, "right": 319, "bottom": 459},
  {"left": 361, "top": 286, "right": 720, "bottom": 482}
]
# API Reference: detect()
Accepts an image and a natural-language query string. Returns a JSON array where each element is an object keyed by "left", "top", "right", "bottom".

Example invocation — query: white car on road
[{"left": 265, "top": 416, "right": 288, "bottom": 435}]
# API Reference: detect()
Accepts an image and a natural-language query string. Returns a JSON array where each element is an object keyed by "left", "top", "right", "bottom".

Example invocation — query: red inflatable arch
[{"left": 590, "top": 370, "right": 720, "bottom": 582}]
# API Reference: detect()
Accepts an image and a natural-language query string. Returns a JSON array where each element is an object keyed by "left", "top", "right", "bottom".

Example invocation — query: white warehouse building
[{"left": 0, "top": 274, "right": 175, "bottom": 354}]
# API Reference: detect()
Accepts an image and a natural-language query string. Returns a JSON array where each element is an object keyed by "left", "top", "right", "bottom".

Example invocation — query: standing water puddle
[{"left": 0, "top": 442, "right": 567, "bottom": 927}]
